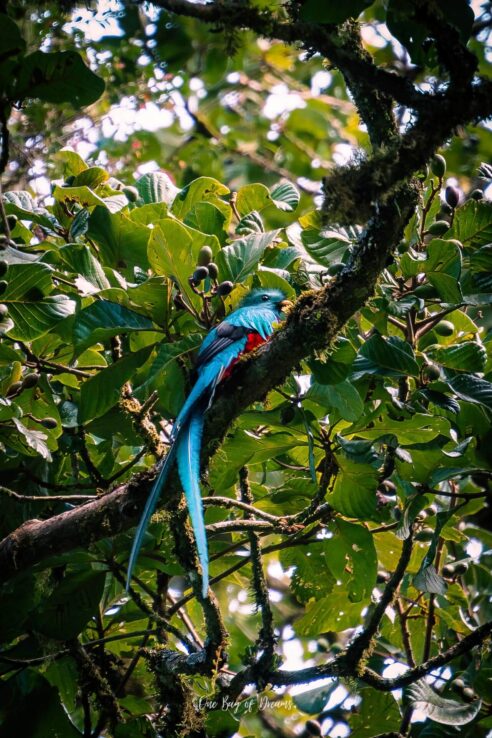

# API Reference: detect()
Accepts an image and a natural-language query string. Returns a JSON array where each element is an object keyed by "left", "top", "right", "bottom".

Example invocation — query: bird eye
[{"left": 261, "top": 294, "right": 270, "bottom": 302}]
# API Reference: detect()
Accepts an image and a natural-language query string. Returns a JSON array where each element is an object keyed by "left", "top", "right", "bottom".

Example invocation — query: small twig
[{"left": 0, "top": 484, "right": 96, "bottom": 503}]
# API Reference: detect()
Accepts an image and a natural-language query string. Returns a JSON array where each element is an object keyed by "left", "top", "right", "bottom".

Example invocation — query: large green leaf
[
  {"left": 350, "top": 689, "right": 401, "bottom": 737},
  {"left": 407, "top": 680, "right": 482, "bottom": 726},
  {"left": 184, "top": 202, "right": 227, "bottom": 243},
  {"left": 216, "top": 230, "right": 280, "bottom": 283},
  {"left": 2, "top": 263, "right": 75, "bottom": 340},
  {"left": 307, "top": 379, "right": 363, "bottom": 421},
  {"left": 427, "top": 341, "right": 487, "bottom": 372},
  {"left": 135, "top": 333, "right": 202, "bottom": 394},
  {"left": 352, "top": 413, "right": 450, "bottom": 445},
  {"left": 59, "top": 243, "right": 110, "bottom": 293},
  {"left": 72, "top": 301, "right": 154, "bottom": 354},
  {"left": 329, "top": 519, "right": 377, "bottom": 602},
  {"left": 235, "top": 183, "right": 271, "bottom": 215},
  {"left": 79, "top": 346, "right": 153, "bottom": 422},
  {"left": 28, "top": 570, "right": 106, "bottom": 639},
  {"left": 15, "top": 50, "right": 105, "bottom": 106},
  {"left": 0, "top": 670, "right": 82, "bottom": 738},
  {"left": 301, "top": 227, "right": 351, "bottom": 267},
  {"left": 352, "top": 334, "right": 419, "bottom": 378},
  {"left": 329, "top": 455, "right": 379, "bottom": 519},
  {"left": 280, "top": 544, "right": 336, "bottom": 604},
  {"left": 136, "top": 171, "right": 179, "bottom": 206},
  {"left": 172, "top": 176, "right": 229, "bottom": 219},
  {"left": 449, "top": 199, "right": 492, "bottom": 248},
  {"left": 270, "top": 181, "right": 300, "bottom": 212},
  {"left": 295, "top": 589, "right": 366, "bottom": 635},
  {"left": 87, "top": 206, "right": 151, "bottom": 269},
  {"left": 148, "top": 218, "right": 220, "bottom": 309},
  {"left": 445, "top": 372, "right": 492, "bottom": 411}
]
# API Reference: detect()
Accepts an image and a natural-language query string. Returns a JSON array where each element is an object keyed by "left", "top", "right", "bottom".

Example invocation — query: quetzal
[{"left": 127, "top": 288, "right": 290, "bottom": 597}]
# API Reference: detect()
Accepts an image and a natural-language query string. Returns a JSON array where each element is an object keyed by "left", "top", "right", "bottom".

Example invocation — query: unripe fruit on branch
[
  {"left": 21, "top": 373, "right": 40, "bottom": 390},
  {"left": 434, "top": 320, "right": 454, "bottom": 336},
  {"left": 216, "top": 280, "right": 234, "bottom": 296},
  {"left": 197, "top": 245, "right": 213, "bottom": 266},
  {"left": 0, "top": 280, "right": 8, "bottom": 296},
  {"left": 0, "top": 304, "right": 8, "bottom": 318},
  {"left": 423, "top": 363, "right": 440, "bottom": 381},
  {"left": 445, "top": 185, "right": 460, "bottom": 208},
  {"left": 6, "top": 381, "right": 22, "bottom": 397},
  {"left": 0, "top": 261, "right": 7, "bottom": 277},
  {"left": 207, "top": 262, "right": 218, "bottom": 280},
  {"left": 428, "top": 220, "right": 450, "bottom": 236},
  {"left": 192, "top": 266, "right": 209, "bottom": 284},
  {"left": 431, "top": 155, "right": 446, "bottom": 178},
  {"left": 41, "top": 417, "right": 58, "bottom": 429}
]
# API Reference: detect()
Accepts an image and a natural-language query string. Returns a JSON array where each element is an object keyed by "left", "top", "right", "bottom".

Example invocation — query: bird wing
[{"left": 195, "top": 321, "right": 250, "bottom": 369}]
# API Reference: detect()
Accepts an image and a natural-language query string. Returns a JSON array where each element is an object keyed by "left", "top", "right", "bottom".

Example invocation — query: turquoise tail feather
[
  {"left": 176, "top": 409, "right": 209, "bottom": 598},
  {"left": 126, "top": 441, "right": 177, "bottom": 590}
]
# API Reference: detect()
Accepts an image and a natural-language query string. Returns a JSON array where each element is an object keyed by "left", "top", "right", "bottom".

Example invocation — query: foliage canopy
[{"left": 0, "top": 1, "right": 492, "bottom": 737}]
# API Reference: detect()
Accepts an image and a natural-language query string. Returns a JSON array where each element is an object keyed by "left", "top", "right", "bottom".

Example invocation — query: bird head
[{"left": 239, "top": 288, "right": 292, "bottom": 313}]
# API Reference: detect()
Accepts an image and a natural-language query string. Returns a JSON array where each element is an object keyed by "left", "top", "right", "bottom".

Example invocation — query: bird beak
[{"left": 279, "top": 299, "right": 294, "bottom": 313}]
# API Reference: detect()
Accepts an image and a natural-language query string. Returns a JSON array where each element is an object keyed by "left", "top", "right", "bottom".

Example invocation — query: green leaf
[
  {"left": 184, "top": 202, "right": 227, "bottom": 242},
  {"left": 301, "top": 227, "right": 351, "bottom": 266},
  {"left": 236, "top": 183, "right": 271, "bottom": 215},
  {"left": 470, "top": 244, "right": 492, "bottom": 291},
  {"left": 15, "top": 50, "right": 105, "bottom": 107},
  {"left": 29, "top": 570, "right": 106, "bottom": 639},
  {"left": 333, "top": 519, "right": 377, "bottom": 601},
  {"left": 427, "top": 272, "right": 462, "bottom": 303},
  {"left": 270, "top": 181, "right": 300, "bottom": 212},
  {"left": 11, "top": 418, "right": 51, "bottom": 461},
  {"left": 3, "top": 193, "right": 55, "bottom": 230},
  {"left": 444, "top": 372, "right": 492, "bottom": 412},
  {"left": 136, "top": 171, "right": 179, "bottom": 206},
  {"left": 427, "top": 341, "right": 487, "bottom": 372},
  {"left": 295, "top": 589, "right": 366, "bottom": 635},
  {"left": 353, "top": 334, "right": 420, "bottom": 378},
  {"left": 2, "top": 263, "right": 75, "bottom": 341},
  {"left": 73, "top": 301, "right": 154, "bottom": 354},
  {"left": 329, "top": 455, "right": 378, "bottom": 519},
  {"left": 280, "top": 545, "right": 336, "bottom": 604},
  {"left": 300, "top": 0, "right": 374, "bottom": 23},
  {"left": 172, "top": 176, "right": 229, "bottom": 218},
  {"left": 352, "top": 413, "right": 450, "bottom": 445},
  {"left": 293, "top": 682, "right": 339, "bottom": 714},
  {"left": 350, "top": 689, "right": 401, "bottom": 737},
  {"left": 407, "top": 680, "right": 481, "bottom": 726},
  {"left": 72, "top": 166, "right": 109, "bottom": 188},
  {"left": 307, "top": 379, "right": 363, "bottom": 421},
  {"left": 216, "top": 230, "right": 280, "bottom": 283},
  {"left": 0, "top": 670, "right": 82, "bottom": 738},
  {"left": 87, "top": 206, "right": 151, "bottom": 269},
  {"left": 449, "top": 200, "right": 492, "bottom": 248},
  {"left": 236, "top": 210, "right": 264, "bottom": 235},
  {"left": 0, "top": 14, "right": 25, "bottom": 59},
  {"left": 135, "top": 333, "right": 202, "bottom": 394},
  {"left": 79, "top": 346, "right": 153, "bottom": 423},
  {"left": 54, "top": 148, "right": 88, "bottom": 176},
  {"left": 59, "top": 243, "right": 110, "bottom": 293},
  {"left": 414, "top": 509, "right": 455, "bottom": 594},
  {"left": 148, "top": 218, "right": 220, "bottom": 309}
]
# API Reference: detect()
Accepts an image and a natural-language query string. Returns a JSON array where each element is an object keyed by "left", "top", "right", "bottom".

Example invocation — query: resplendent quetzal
[{"left": 127, "top": 288, "right": 290, "bottom": 598}]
